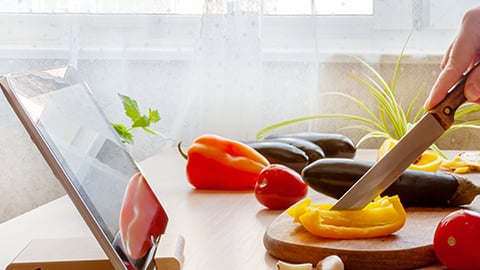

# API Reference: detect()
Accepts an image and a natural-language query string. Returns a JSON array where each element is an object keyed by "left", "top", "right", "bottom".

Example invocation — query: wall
[{"left": 0, "top": 91, "right": 65, "bottom": 223}]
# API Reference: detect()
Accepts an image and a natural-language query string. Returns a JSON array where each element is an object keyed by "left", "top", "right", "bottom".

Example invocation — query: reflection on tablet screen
[{"left": 1, "top": 66, "right": 168, "bottom": 270}]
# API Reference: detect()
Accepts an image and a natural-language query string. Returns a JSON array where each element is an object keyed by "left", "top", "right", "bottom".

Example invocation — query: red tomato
[
  {"left": 433, "top": 209, "right": 480, "bottom": 269},
  {"left": 254, "top": 164, "right": 308, "bottom": 210}
]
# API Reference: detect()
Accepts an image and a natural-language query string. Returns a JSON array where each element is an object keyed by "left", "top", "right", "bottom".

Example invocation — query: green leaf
[
  {"left": 111, "top": 123, "right": 134, "bottom": 144},
  {"left": 118, "top": 94, "right": 142, "bottom": 123},
  {"left": 430, "top": 144, "right": 447, "bottom": 159},
  {"left": 132, "top": 115, "right": 150, "bottom": 128},
  {"left": 391, "top": 24, "right": 416, "bottom": 93},
  {"left": 345, "top": 71, "right": 404, "bottom": 139},
  {"left": 256, "top": 115, "right": 331, "bottom": 139},
  {"left": 405, "top": 86, "right": 424, "bottom": 122},
  {"left": 443, "top": 122, "right": 480, "bottom": 137},
  {"left": 256, "top": 112, "right": 383, "bottom": 141},
  {"left": 149, "top": 108, "right": 161, "bottom": 123},
  {"left": 357, "top": 131, "right": 390, "bottom": 147},
  {"left": 351, "top": 55, "right": 391, "bottom": 95},
  {"left": 455, "top": 103, "right": 480, "bottom": 118},
  {"left": 323, "top": 91, "right": 382, "bottom": 128}
]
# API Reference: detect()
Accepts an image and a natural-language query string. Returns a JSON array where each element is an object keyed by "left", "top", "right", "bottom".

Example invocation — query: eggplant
[
  {"left": 302, "top": 158, "right": 480, "bottom": 207},
  {"left": 258, "top": 137, "right": 325, "bottom": 163},
  {"left": 247, "top": 141, "right": 308, "bottom": 173},
  {"left": 265, "top": 132, "right": 356, "bottom": 159}
]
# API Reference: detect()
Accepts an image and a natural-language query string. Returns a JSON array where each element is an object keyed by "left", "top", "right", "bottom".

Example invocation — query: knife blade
[{"left": 331, "top": 60, "right": 480, "bottom": 210}]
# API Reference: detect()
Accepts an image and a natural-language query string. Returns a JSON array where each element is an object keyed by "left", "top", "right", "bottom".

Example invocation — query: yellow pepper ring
[
  {"left": 286, "top": 196, "right": 407, "bottom": 239},
  {"left": 377, "top": 139, "right": 443, "bottom": 172}
]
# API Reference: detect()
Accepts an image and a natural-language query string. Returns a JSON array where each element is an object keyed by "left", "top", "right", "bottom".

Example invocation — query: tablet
[{"left": 0, "top": 66, "right": 169, "bottom": 270}]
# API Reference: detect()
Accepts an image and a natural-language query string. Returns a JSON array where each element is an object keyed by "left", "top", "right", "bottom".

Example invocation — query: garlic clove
[{"left": 316, "top": 255, "right": 344, "bottom": 270}]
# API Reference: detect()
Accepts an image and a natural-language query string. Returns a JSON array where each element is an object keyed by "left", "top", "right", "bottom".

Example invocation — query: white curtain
[
  {"left": 169, "top": 0, "right": 320, "bottom": 146},
  {"left": 173, "top": 0, "right": 263, "bottom": 141},
  {"left": 0, "top": 0, "right": 323, "bottom": 161},
  {"left": 1, "top": 0, "right": 469, "bottom": 161}
]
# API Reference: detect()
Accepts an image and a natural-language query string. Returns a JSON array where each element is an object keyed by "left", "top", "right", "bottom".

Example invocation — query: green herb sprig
[{"left": 111, "top": 93, "right": 161, "bottom": 144}]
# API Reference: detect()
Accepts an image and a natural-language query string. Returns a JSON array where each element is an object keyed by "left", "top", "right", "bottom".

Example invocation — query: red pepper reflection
[{"left": 119, "top": 172, "right": 168, "bottom": 260}]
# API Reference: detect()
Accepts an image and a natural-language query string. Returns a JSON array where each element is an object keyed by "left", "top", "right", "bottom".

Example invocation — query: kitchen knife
[{"left": 331, "top": 60, "right": 480, "bottom": 210}]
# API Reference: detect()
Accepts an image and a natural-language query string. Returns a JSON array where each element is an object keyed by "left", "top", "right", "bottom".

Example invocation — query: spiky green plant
[{"left": 256, "top": 31, "right": 480, "bottom": 159}]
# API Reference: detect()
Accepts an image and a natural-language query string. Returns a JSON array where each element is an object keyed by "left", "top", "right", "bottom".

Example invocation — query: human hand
[{"left": 424, "top": 7, "right": 480, "bottom": 111}]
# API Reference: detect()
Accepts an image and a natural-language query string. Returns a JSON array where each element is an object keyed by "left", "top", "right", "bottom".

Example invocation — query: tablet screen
[{"left": 1, "top": 66, "right": 168, "bottom": 270}]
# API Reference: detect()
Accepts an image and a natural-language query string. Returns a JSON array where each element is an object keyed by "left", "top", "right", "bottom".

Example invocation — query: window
[
  {"left": 265, "top": 0, "right": 373, "bottom": 15},
  {"left": 0, "top": 0, "right": 373, "bottom": 15},
  {"left": 0, "top": 0, "right": 476, "bottom": 59},
  {"left": 1, "top": 0, "right": 479, "bottom": 155}
]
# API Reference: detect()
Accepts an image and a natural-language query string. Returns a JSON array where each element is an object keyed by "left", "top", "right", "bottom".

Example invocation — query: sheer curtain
[
  {"left": 0, "top": 0, "right": 320, "bottom": 160},
  {"left": 158, "top": 0, "right": 321, "bottom": 155},
  {"left": 173, "top": 0, "right": 265, "bottom": 142},
  {"left": 0, "top": 0, "right": 473, "bottom": 162}
]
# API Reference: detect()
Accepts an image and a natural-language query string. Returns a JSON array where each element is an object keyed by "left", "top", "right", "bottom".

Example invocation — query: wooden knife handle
[{"left": 429, "top": 60, "right": 480, "bottom": 129}]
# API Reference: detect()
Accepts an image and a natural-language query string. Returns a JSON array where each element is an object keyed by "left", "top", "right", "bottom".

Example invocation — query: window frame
[{"left": 0, "top": 0, "right": 472, "bottom": 63}]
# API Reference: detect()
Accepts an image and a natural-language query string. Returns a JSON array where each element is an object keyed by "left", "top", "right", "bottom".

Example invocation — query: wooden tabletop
[{"left": 0, "top": 149, "right": 467, "bottom": 270}]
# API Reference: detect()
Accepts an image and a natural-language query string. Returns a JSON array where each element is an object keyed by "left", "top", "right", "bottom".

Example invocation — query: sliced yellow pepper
[
  {"left": 441, "top": 152, "right": 480, "bottom": 174},
  {"left": 377, "top": 139, "right": 443, "bottom": 172},
  {"left": 286, "top": 196, "right": 407, "bottom": 239},
  {"left": 441, "top": 156, "right": 470, "bottom": 173}
]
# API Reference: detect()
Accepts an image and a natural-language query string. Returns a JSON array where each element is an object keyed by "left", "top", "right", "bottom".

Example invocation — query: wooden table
[{"left": 0, "top": 149, "right": 465, "bottom": 269}]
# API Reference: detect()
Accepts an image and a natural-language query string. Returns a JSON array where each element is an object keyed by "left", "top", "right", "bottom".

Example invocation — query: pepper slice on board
[
  {"left": 184, "top": 134, "right": 270, "bottom": 190},
  {"left": 286, "top": 195, "right": 407, "bottom": 239}
]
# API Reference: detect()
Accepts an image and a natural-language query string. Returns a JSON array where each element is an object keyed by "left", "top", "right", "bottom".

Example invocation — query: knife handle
[{"left": 429, "top": 60, "right": 480, "bottom": 129}]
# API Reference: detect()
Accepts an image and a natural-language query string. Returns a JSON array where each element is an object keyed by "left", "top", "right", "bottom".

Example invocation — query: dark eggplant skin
[
  {"left": 247, "top": 141, "right": 309, "bottom": 174},
  {"left": 257, "top": 137, "right": 325, "bottom": 163},
  {"left": 265, "top": 132, "right": 356, "bottom": 159},
  {"left": 302, "top": 158, "right": 460, "bottom": 207}
]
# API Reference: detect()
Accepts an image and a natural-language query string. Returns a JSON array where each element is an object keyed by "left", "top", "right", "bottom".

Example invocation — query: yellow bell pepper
[
  {"left": 286, "top": 196, "right": 407, "bottom": 239},
  {"left": 377, "top": 139, "right": 443, "bottom": 172}
]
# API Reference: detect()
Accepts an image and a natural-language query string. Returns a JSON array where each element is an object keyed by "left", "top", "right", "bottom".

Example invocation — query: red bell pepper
[{"left": 183, "top": 134, "right": 270, "bottom": 190}]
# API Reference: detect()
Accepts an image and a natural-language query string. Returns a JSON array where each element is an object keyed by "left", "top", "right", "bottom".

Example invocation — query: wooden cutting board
[{"left": 264, "top": 197, "right": 480, "bottom": 270}]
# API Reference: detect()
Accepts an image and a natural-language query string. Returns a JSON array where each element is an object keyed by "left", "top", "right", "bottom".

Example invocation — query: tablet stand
[{"left": 6, "top": 234, "right": 184, "bottom": 270}]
